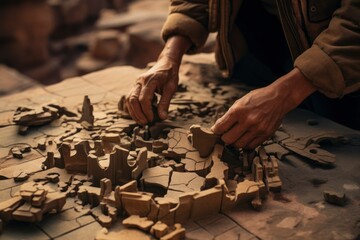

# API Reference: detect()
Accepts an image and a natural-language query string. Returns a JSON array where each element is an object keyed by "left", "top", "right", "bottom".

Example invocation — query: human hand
[
  {"left": 126, "top": 56, "right": 179, "bottom": 125},
  {"left": 211, "top": 68, "right": 316, "bottom": 149},
  {"left": 126, "top": 35, "right": 191, "bottom": 125}
]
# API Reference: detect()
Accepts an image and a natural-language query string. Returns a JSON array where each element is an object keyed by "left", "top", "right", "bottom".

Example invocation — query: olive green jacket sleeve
[
  {"left": 294, "top": 0, "right": 360, "bottom": 98},
  {"left": 161, "top": 0, "right": 210, "bottom": 53}
]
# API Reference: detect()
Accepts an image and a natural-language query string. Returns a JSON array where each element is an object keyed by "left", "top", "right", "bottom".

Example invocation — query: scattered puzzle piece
[
  {"left": 141, "top": 166, "right": 173, "bottom": 196},
  {"left": 323, "top": 190, "right": 347, "bottom": 206},
  {"left": 160, "top": 223, "right": 186, "bottom": 240},
  {"left": 189, "top": 124, "right": 220, "bottom": 158},
  {"left": 80, "top": 95, "right": 95, "bottom": 129},
  {"left": 122, "top": 215, "right": 154, "bottom": 231},
  {"left": 150, "top": 221, "right": 169, "bottom": 238}
]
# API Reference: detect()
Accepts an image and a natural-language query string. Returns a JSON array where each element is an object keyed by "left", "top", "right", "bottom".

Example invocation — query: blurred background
[{"left": 0, "top": 0, "right": 216, "bottom": 96}]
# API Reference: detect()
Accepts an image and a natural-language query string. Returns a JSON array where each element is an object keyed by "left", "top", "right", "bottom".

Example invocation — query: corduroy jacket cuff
[
  {"left": 161, "top": 13, "right": 209, "bottom": 54},
  {"left": 294, "top": 45, "right": 345, "bottom": 98}
]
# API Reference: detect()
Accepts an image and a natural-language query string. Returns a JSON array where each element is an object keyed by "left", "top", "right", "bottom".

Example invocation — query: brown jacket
[{"left": 161, "top": 0, "right": 360, "bottom": 98}]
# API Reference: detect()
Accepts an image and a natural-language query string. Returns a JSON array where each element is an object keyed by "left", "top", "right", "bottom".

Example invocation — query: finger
[
  {"left": 139, "top": 80, "right": 157, "bottom": 122},
  {"left": 234, "top": 131, "right": 257, "bottom": 149},
  {"left": 211, "top": 110, "right": 238, "bottom": 135},
  {"left": 127, "top": 100, "right": 140, "bottom": 124},
  {"left": 158, "top": 84, "right": 176, "bottom": 120},
  {"left": 221, "top": 123, "right": 246, "bottom": 145},
  {"left": 126, "top": 90, "right": 139, "bottom": 123},
  {"left": 245, "top": 135, "right": 269, "bottom": 150},
  {"left": 126, "top": 89, "right": 140, "bottom": 123},
  {"left": 128, "top": 84, "right": 148, "bottom": 125}
]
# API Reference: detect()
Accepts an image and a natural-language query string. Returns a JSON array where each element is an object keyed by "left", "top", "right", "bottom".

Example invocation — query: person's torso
[{"left": 210, "top": 0, "right": 341, "bottom": 75}]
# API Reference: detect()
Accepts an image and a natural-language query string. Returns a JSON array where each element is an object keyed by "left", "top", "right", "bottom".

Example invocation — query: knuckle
[
  {"left": 129, "top": 96, "right": 138, "bottom": 104},
  {"left": 139, "top": 96, "right": 148, "bottom": 106},
  {"left": 258, "top": 125, "right": 271, "bottom": 136},
  {"left": 136, "top": 75, "right": 147, "bottom": 83},
  {"left": 245, "top": 115, "right": 257, "bottom": 126},
  {"left": 227, "top": 110, "right": 236, "bottom": 119}
]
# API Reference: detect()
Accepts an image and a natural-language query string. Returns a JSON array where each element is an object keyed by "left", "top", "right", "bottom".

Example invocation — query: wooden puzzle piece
[
  {"left": 150, "top": 221, "right": 169, "bottom": 238},
  {"left": 120, "top": 192, "right": 152, "bottom": 217},
  {"left": 131, "top": 147, "right": 148, "bottom": 180},
  {"left": 251, "top": 156, "right": 266, "bottom": 195},
  {"left": 160, "top": 223, "right": 186, "bottom": 240},
  {"left": 280, "top": 140, "right": 336, "bottom": 165},
  {"left": 13, "top": 105, "right": 61, "bottom": 127},
  {"left": 167, "top": 172, "right": 205, "bottom": 199},
  {"left": 141, "top": 166, "right": 173, "bottom": 196},
  {"left": 166, "top": 128, "right": 196, "bottom": 160},
  {"left": 122, "top": 215, "right": 154, "bottom": 231},
  {"left": 189, "top": 124, "right": 220, "bottom": 158},
  {"left": 205, "top": 144, "right": 228, "bottom": 188},
  {"left": 323, "top": 190, "right": 347, "bottom": 206},
  {"left": 263, "top": 143, "right": 290, "bottom": 160},
  {"left": 0, "top": 181, "right": 66, "bottom": 223},
  {"left": 258, "top": 147, "right": 282, "bottom": 192},
  {"left": 79, "top": 95, "right": 94, "bottom": 129},
  {"left": 60, "top": 141, "right": 89, "bottom": 173},
  {"left": 88, "top": 146, "right": 147, "bottom": 186},
  {"left": 191, "top": 185, "right": 223, "bottom": 219},
  {"left": 181, "top": 151, "right": 212, "bottom": 177}
]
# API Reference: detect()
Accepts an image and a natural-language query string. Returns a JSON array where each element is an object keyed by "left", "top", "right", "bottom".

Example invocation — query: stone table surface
[{"left": 0, "top": 56, "right": 359, "bottom": 240}]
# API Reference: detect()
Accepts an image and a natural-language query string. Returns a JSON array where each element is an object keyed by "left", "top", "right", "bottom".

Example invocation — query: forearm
[
  {"left": 269, "top": 67, "right": 317, "bottom": 112},
  {"left": 158, "top": 35, "right": 192, "bottom": 65}
]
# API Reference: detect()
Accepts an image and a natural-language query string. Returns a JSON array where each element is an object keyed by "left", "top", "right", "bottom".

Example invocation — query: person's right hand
[{"left": 126, "top": 56, "right": 180, "bottom": 125}]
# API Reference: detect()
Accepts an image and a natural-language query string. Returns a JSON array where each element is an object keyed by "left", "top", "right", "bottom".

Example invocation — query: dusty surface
[{"left": 0, "top": 54, "right": 359, "bottom": 239}]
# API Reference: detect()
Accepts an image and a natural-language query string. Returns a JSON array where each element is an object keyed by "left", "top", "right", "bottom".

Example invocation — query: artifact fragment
[{"left": 323, "top": 190, "right": 347, "bottom": 206}]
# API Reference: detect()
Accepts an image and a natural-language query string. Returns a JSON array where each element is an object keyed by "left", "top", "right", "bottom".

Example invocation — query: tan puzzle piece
[
  {"left": 80, "top": 95, "right": 94, "bottom": 128},
  {"left": 205, "top": 144, "right": 228, "bottom": 188},
  {"left": 189, "top": 124, "right": 220, "bottom": 158},
  {"left": 123, "top": 215, "right": 154, "bottom": 231},
  {"left": 150, "top": 221, "right": 169, "bottom": 238},
  {"left": 160, "top": 223, "right": 186, "bottom": 240}
]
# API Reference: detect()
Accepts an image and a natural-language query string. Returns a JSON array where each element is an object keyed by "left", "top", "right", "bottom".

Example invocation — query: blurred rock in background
[
  {"left": 0, "top": 0, "right": 216, "bottom": 95},
  {"left": 0, "top": 64, "right": 39, "bottom": 96}
]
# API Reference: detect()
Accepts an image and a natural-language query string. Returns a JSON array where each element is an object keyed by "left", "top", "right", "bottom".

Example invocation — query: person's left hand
[{"left": 211, "top": 68, "right": 316, "bottom": 149}]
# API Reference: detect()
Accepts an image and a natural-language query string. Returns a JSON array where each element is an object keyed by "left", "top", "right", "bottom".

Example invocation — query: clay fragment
[
  {"left": 160, "top": 223, "right": 186, "bottom": 240},
  {"left": 0, "top": 181, "right": 66, "bottom": 222},
  {"left": 11, "top": 147, "right": 23, "bottom": 159},
  {"left": 189, "top": 124, "right": 220, "bottom": 158},
  {"left": 13, "top": 170, "right": 29, "bottom": 182},
  {"left": 13, "top": 104, "right": 61, "bottom": 127},
  {"left": 150, "top": 221, "right": 169, "bottom": 238},
  {"left": 323, "top": 190, "right": 347, "bottom": 206},
  {"left": 122, "top": 215, "right": 154, "bottom": 232},
  {"left": 80, "top": 95, "right": 95, "bottom": 128}
]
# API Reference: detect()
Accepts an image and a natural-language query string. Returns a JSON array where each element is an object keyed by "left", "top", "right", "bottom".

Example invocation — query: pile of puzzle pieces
[{"left": 0, "top": 67, "right": 344, "bottom": 239}]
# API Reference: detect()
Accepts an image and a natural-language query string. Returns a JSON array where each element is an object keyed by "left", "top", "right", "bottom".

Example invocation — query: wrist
[
  {"left": 158, "top": 35, "right": 191, "bottom": 65},
  {"left": 271, "top": 68, "right": 317, "bottom": 111},
  {"left": 157, "top": 54, "right": 181, "bottom": 69}
]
